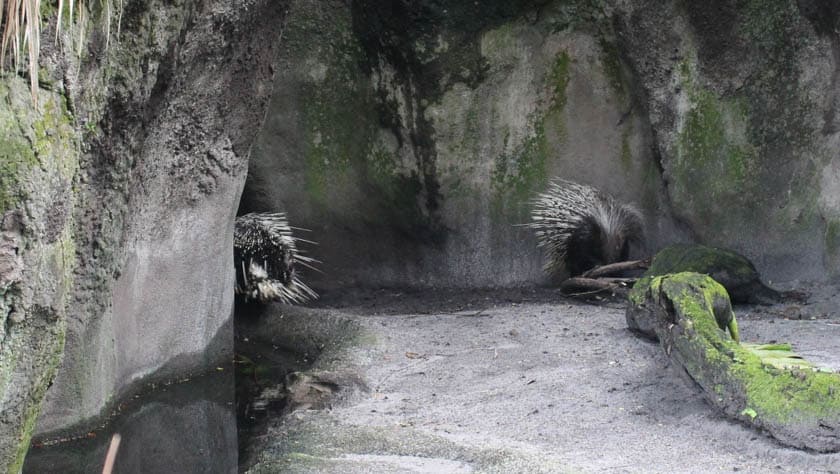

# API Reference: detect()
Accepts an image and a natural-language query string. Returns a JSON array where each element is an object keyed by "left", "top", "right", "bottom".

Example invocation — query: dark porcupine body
[
  {"left": 234, "top": 212, "right": 317, "bottom": 304},
  {"left": 529, "top": 180, "right": 644, "bottom": 277}
]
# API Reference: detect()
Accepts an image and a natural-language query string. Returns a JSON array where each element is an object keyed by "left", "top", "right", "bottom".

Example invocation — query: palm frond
[{"left": 0, "top": 0, "right": 120, "bottom": 103}]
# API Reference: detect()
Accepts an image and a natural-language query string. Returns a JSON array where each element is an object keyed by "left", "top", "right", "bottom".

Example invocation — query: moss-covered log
[{"left": 627, "top": 272, "right": 840, "bottom": 452}]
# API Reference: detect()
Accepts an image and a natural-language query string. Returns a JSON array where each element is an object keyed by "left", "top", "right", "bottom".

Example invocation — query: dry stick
[
  {"left": 559, "top": 277, "right": 640, "bottom": 297},
  {"left": 101, "top": 433, "right": 121, "bottom": 474},
  {"left": 580, "top": 259, "right": 650, "bottom": 279},
  {"left": 560, "top": 277, "right": 620, "bottom": 294}
]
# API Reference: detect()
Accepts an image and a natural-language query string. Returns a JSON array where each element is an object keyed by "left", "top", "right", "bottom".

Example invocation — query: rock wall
[
  {"left": 34, "top": 0, "right": 286, "bottom": 435},
  {"left": 0, "top": 79, "right": 79, "bottom": 473},
  {"left": 244, "top": 0, "right": 677, "bottom": 289},
  {"left": 615, "top": 0, "right": 840, "bottom": 280},
  {"left": 246, "top": 0, "right": 840, "bottom": 288},
  {"left": 0, "top": 0, "right": 287, "bottom": 468}
]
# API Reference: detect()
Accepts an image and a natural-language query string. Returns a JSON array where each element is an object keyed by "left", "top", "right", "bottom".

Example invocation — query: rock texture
[
  {"left": 0, "top": 79, "right": 79, "bottom": 473},
  {"left": 3, "top": 0, "right": 840, "bottom": 470},
  {"left": 615, "top": 0, "right": 840, "bottom": 280},
  {"left": 0, "top": 0, "right": 287, "bottom": 469},
  {"left": 35, "top": 0, "right": 286, "bottom": 434},
  {"left": 246, "top": 0, "right": 840, "bottom": 288},
  {"left": 244, "top": 0, "right": 675, "bottom": 289}
]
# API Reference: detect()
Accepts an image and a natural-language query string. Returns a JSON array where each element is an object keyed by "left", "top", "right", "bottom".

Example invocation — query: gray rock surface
[
  {"left": 34, "top": 0, "right": 287, "bottom": 436},
  {"left": 4, "top": 0, "right": 840, "bottom": 470},
  {"left": 0, "top": 2, "right": 286, "bottom": 467},
  {"left": 242, "top": 291, "right": 840, "bottom": 473},
  {"left": 246, "top": 0, "right": 840, "bottom": 288},
  {"left": 0, "top": 79, "right": 79, "bottom": 473},
  {"left": 244, "top": 0, "right": 678, "bottom": 289},
  {"left": 614, "top": 0, "right": 840, "bottom": 280}
]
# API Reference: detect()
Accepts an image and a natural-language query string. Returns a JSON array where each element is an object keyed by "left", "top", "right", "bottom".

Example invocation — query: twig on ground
[{"left": 580, "top": 259, "right": 649, "bottom": 279}]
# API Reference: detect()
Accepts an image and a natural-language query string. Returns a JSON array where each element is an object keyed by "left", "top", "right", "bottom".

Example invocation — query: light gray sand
[{"left": 243, "top": 289, "right": 840, "bottom": 473}]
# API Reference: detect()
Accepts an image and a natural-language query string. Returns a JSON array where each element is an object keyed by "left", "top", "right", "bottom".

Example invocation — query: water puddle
[{"left": 24, "top": 366, "right": 237, "bottom": 474}]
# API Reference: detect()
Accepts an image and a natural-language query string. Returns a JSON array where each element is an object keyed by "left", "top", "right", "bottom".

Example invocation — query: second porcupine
[
  {"left": 234, "top": 212, "right": 318, "bottom": 304},
  {"left": 529, "top": 179, "right": 644, "bottom": 277}
]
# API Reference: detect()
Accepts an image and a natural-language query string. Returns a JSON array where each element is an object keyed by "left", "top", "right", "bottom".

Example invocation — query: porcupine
[
  {"left": 529, "top": 179, "right": 644, "bottom": 277},
  {"left": 234, "top": 212, "right": 318, "bottom": 304}
]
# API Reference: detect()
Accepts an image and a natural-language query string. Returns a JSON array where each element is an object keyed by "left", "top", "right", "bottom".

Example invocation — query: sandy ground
[{"left": 243, "top": 288, "right": 840, "bottom": 473}]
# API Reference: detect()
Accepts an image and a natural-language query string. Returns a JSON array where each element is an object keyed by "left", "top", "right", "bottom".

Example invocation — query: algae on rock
[
  {"left": 643, "top": 244, "right": 781, "bottom": 305},
  {"left": 0, "top": 78, "right": 80, "bottom": 473}
]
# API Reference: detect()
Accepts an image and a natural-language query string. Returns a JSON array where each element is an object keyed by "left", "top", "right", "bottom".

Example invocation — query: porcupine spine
[
  {"left": 529, "top": 180, "right": 644, "bottom": 277},
  {"left": 234, "top": 212, "right": 318, "bottom": 304}
]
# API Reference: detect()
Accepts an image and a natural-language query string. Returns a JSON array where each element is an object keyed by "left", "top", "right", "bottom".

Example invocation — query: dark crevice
[
  {"left": 797, "top": 0, "right": 840, "bottom": 135},
  {"left": 610, "top": 12, "right": 698, "bottom": 244}
]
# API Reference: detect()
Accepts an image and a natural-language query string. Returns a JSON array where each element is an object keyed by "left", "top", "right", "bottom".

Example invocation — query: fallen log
[{"left": 627, "top": 272, "right": 840, "bottom": 452}]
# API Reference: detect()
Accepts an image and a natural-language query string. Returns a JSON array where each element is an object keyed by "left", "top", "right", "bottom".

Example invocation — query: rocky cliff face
[
  {"left": 246, "top": 0, "right": 840, "bottom": 288},
  {"left": 0, "top": 0, "right": 286, "bottom": 469},
  {"left": 616, "top": 0, "right": 840, "bottom": 280},
  {"left": 0, "top": 79, "right": 78, "bottom": 473},
  {"left": 36, "top": 0, "right": 286, "bottom": 436}
]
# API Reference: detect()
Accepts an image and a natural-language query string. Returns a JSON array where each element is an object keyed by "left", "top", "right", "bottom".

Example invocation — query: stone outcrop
[
  {"left": 0, "top": 79, "right": 79, "bottom": 473},
  {"left": 0, "top": 0, "right": 286, "bottom": 469}
]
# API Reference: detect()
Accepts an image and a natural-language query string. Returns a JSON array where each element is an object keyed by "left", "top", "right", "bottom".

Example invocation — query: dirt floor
[{"left": 241, "top": 287, "right": 840, "bottom": 473}]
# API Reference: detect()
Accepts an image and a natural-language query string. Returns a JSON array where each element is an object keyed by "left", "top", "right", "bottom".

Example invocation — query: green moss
[
  {"left": 671, "top": 61, "right": 766, "bottom": 235},
  {"left": 0, "top": 84, "right": 36, "bottom": 214},
  {"left": 0, "top": 77, "right": 78, "bottom": 472},
  {"left": 652, "top": 273, "right": 738, "bottom": 340},
  {"left": 619, "top": 127, "right": 632, "bottom": 170},
  {"left": 9, "top": 329, "right": 63, "bottom": 474},
  {"left": 658, "top": 273, "right": 840, "bottom": 424},
  {"left": 645, "top": 244, "right": 758, "bottom": 282},
  {"left": 737, "top": 353, "right": 840, "bottom": 423},
  {"left": 489, "top": 50, "right": 572, "bottom": 211},
  {"left": 290, "top": 6, "right": 378, "bottom": 204},
  {"left": 0, "top": 140, "right": 37, "bottom": 215},
  {"left": 491, "top": 121, "right": 549, "bottom": 203},
  {"left": 549, "top": 52, "right": 571, "bottom": 112},
  {"left": 676, "top": 87, "right": 754, "bottom": 193},
  {"left": 301, "top": 72, "right": 377, "bottom": 203},
  {"left": 628, "top": 275, "right": 652, "bottom": 306}
]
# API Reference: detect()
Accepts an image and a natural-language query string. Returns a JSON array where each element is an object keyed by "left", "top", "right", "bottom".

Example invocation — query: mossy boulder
[
  {"left": 644, "top": 244, "right": 781, "bottom": 305},
  {"left": 628, "top": 272, "right": 840, "bottom": 452}
]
